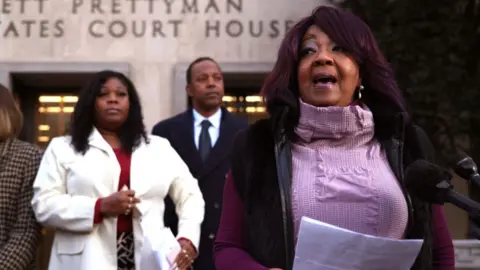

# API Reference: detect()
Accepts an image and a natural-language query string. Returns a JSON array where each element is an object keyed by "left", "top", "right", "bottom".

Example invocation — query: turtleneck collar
[{"left": 294, "top": 99, "right": 375, "bottom": 145}]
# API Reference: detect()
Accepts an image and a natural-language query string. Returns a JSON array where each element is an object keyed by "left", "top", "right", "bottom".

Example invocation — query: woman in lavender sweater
[{"left": 213, "top": 5, "right": 454, "bottom": 270}]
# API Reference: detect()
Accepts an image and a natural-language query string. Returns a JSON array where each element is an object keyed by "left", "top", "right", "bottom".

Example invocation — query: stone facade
[
  {"left": 454, "top": 240, "right": 480, "bottom": 269},
  {"left": 0, "top": 0, "right": 327, "bottom": 130}
]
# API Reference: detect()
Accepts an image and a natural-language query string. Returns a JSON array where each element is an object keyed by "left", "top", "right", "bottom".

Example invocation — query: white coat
[{"left": 31, "top": 129, "right": 205, "bottom": 270}]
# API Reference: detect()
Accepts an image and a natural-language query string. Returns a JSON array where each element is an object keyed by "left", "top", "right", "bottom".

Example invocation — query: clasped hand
[{"left": 100, "top": 189, "right": 140, "bottom": 216}]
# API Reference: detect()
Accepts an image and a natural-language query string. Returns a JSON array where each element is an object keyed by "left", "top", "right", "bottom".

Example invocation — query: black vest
[{"left": 230, "top": 115, "right": 434, "bottom": 270}]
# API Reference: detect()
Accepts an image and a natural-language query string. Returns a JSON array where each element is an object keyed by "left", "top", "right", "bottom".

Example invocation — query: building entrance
[
  {"left": 222, "top": 72, "right": 268, "bottom": 124},
  {"left": 12, "top": 72, "right": 93, "bottom": 149}
]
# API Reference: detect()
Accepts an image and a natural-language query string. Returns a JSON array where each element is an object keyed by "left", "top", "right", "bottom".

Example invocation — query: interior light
[
  {"left": 39, "top": 96, "right": 61, "bottom": 103},
  {"left": 245, "top": 96, "right": 262, "bottom": 103},
  {"left": 222, "top": 96, "right": 237, "bottom": 102},
  {"left": 63, "top": 96, "right": 78, "bottom": 103},
  {"left": 63, "top": 107, "right": 75, "bottom": 113},
  {"left": 38, "top": 125, "right": 50, "bottom": 131},
  {"left": 38, "top": 136, "right": 50, "bottom": 142}
]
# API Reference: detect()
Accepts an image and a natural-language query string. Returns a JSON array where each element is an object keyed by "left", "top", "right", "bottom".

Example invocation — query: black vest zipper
[{"left": 272, "top": 107, "right": 295, "bottom": 270}]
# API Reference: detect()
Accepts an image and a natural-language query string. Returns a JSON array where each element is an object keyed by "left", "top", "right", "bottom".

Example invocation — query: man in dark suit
[{"left": 152, "top": 57, "right": 248, "bottom": 270}]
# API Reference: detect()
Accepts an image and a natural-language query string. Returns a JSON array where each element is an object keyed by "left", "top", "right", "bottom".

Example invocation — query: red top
[
  {"left": 93, "top": 149, "right": 133, "bottom": 233},
  {"left": 93, "top": 149, "right": 196, "bottom": 251}
]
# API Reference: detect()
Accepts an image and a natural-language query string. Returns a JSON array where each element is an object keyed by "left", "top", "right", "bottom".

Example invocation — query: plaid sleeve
[{"left": 0, "top": 148, "right": 41, "bottom": 269}]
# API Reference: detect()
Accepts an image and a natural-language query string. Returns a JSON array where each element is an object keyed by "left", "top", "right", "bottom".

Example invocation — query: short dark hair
[
  {"left": 69, "top": 70, "right": 148, "bottom": 154},
  {"left": 262, "top": 6, "right": 408, "bottom": 138},
  {"left": 186, "top": 57, "right": 220, "bottom": 84}
]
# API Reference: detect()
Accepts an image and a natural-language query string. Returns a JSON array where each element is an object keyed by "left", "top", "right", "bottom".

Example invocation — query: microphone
[
  {"left": 405, "top": 159, "right": 480, "bottom": 218},
  {"left": 449, "top": 151, "right": 480, "bottom": 188}
]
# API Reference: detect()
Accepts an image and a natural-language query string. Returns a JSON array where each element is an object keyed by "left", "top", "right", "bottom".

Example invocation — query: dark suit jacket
[
  {"left": 152, "top": 108, "right": 248, "bottom": 270},
  {"left": 0, "top": 138, "right": 42, "bottom": 270}
]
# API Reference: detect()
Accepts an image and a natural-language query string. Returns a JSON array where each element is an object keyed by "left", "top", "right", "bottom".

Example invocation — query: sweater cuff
[
  {"left": 93, "top": 198, "right": 104, "bottom": 224},
  {"left": 178, "top": 237, "right": 198, "bottom": 254}
]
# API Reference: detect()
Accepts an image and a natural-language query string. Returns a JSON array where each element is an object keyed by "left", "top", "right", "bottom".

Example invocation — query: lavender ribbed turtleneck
[
  {"left": 213, "top": 99, "right": 454, "bottom": 270},
  {"left": 291, "top": 99, "right": 408, "bottom": 239}
]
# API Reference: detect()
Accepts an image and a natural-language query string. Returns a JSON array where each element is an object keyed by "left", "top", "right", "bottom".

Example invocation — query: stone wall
[
  {"left": 455, "top": 240, "right": 480, "bottom": 269},
  {"left": 0, "top": 0, "right": 327, "bottom": 129}
]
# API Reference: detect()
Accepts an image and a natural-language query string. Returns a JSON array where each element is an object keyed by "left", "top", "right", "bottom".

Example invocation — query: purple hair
[{"left": 262, "top": 6, "right": 408, "bottom": 137}]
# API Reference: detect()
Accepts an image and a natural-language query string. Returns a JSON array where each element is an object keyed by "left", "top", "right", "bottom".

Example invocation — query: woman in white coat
[{"left": 31, "top": 70, "right": 205, "bottom": 270}]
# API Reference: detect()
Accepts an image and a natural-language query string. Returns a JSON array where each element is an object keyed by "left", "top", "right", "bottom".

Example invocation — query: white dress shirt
[{"left": 192, "top": 108, "right": 222, "bottom": 149}]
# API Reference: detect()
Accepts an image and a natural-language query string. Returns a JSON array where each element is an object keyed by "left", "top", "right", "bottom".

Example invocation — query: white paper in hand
[
  {"left": 142, "top": 220, "right": 181, "bottom": 270},
  {"left": 293, "top": 217, "right": 424, "bottom": 270},
  {"left": 156, "top": 228, "right": 182, "bottom": 269}
]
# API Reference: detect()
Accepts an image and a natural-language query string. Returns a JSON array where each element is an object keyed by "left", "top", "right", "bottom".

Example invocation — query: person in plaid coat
[{"left": 0, "top": 84, "right": 42, "bottom": 269}]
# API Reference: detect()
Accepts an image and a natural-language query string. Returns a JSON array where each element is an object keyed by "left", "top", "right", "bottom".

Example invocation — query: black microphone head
[
  {"left": 405, "top": 159, "right": 453, "bottom": 204},
  {"left": 449, "top": 150, "right": 478, "bottom": 180}
]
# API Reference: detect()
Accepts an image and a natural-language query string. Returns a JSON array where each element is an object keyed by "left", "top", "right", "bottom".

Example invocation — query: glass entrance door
[
  {"left": 36, "top": 95, "right": 78, "bottom": 149},
  {"left": 222, "top": 94, "right": 268, "bottom": 124}
]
